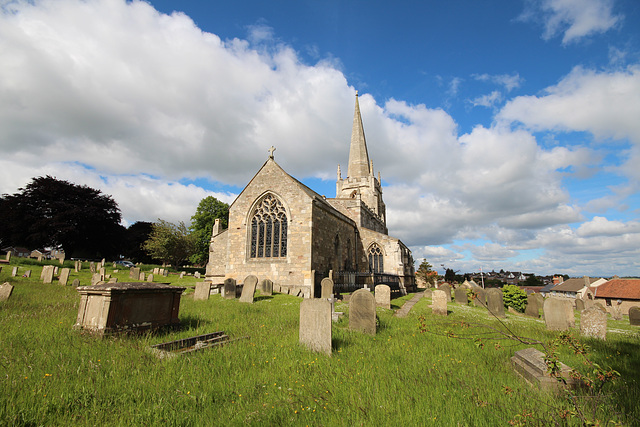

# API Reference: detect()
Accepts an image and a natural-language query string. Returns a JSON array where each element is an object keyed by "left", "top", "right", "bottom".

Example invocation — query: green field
[{"left": 1, "top": 261, "right": 639, "bottom": 426}]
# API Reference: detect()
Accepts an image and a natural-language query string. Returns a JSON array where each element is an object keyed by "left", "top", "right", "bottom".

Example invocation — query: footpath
[{"left": 394, "top": 291, "right": 425, "bottom": 318}]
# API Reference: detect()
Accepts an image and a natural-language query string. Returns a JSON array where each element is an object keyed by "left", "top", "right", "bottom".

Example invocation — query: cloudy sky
[{"left": 1, "top": 0, "right": 639, "bottom": 277}]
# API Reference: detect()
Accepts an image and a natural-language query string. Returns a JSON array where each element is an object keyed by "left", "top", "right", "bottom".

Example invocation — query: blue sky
[{"left": 1, "top": 0, "right": 639, "bottom": 277}]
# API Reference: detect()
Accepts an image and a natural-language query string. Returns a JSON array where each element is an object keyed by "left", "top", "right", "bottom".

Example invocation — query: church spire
[{"left": 347, "top": 91, "right": 371, "bottom": 179}]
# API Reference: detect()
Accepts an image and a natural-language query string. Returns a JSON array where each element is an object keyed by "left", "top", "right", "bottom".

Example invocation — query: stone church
[{"left": 205, "top": 93, "right": 414, "bottom": 296}]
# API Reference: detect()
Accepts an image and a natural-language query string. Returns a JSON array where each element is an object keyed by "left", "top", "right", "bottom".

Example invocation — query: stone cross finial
[{"left": 268, "top": 146, "right": 276, "bottom": 159}]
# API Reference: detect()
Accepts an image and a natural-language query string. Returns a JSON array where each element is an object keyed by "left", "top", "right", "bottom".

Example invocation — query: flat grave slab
[{"left": 511, "top": 347, "right": 582, "bottom": 392}]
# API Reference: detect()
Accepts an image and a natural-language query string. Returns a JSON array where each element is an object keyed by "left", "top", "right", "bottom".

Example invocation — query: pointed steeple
[{"left": 347, "top": 91, "right": 371, "bottom": 178}]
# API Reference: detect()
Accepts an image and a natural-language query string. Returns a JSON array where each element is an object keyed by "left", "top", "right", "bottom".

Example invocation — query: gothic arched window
[
  {"left": 249, "top": 194, "right": 288, "bottom": 258},
  {"left": 368, "top": 244, "right": 383, "bottom": 273}
]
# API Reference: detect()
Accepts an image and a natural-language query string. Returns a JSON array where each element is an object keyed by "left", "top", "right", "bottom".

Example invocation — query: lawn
[{"left": 1, "top": 262, "right": 639, "bottom": 426}]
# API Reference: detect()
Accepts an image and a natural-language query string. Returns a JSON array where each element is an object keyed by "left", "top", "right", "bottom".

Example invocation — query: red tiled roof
[{"left": 593, "top": 279, "right": 640, "bottom": 300}]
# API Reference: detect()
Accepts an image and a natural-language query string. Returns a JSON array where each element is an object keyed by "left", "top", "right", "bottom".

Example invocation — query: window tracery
[
  {"left": 250, "top": 194, "right": 287, "bottom": 258},
  {"left": 368, "top": 244, "right": 383, "bottom": 273}
]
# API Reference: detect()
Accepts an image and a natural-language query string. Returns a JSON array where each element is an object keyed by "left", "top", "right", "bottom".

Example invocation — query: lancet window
[
  {"left": 249, "top": 194, "right": 288, "bottom": 258},
  {"left": 368, "top": 244, "right": 383, "bottom": 273}
]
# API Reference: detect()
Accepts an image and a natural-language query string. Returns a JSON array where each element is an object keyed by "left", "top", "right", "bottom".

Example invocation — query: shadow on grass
[
  {"left": 254, "top": 295, "right": 274, "bottom": 302},
  {"left": 332, "top": 335, "right": 350, "bottom": 352}
]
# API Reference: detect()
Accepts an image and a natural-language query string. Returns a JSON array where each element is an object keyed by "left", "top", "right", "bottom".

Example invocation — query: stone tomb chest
[{"left": 75, "top": 282, "right": 185, "bottom": 334}]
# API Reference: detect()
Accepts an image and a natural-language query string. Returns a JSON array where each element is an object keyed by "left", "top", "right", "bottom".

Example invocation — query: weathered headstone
[
  {"left": 72, "top": 279, "right": 80, "bottom": 287},
  {"left": 194, "top": 271, "right": 201, "bottom": 279},
  {"left": 91, "top": 273, "right": 102, "bottom": 286},
  {"left": 486, "top": 288, "right": 505, "bottom": 318},
  {"left": 375, "top": 284, "right": 391, "bottom": 309},
  {"left": 194, "top": 282, "right": 211, "bottom": 301},
  {"left": 299, "top": 299, "right": 332, "bottom": 355},
  {"left": 511, "top": 347, "right": 581, "bottom": 391},
  {"left": 11, "top": 266, "right": 18, "bottom": 277},
  {"left": 163, "top": 269, "right": 169, "bottom": 277},
  {"left": 0, "top": 283, "right": 14, "bottom": 301},
  {"left": 139, "top": 272, "right": 145, "bottom": 281},
  {"left": 423, "top": 289, "right": 432, "bottom": 299},
  {"left": 543, "top": 298, "right": 574, "bottom": 331},
  {"left": 610, "top": 305, "right": 623, "bottom": 321},
  {"left": 349, "top": 288, "right": 376, "bottom": 335},
  {"left": 260, "top": 278, "right": 273, "bottom": 296},
  {"left": 129, "top": 267, "right": 140, "bottom": 281},
  {"left": 223, "top": 278, "right": 237, "bottom": 299},
  {"left": 629, "top": 306, "right": 640, "bottom": 326},
  {"left": 473, "top": 288, "right": 486, "bottom": 307},
  {"left": 108, "top": 277, "right": 118, "bottom": 283},
  {"left": 575, "top": 298, "right": 585, "bottom": 312},
  {"left": 239, "top": 275, "right": 258, "bottom": 303},
  {"left": 53, "top": 266, "right": 59, "bottom": 275},
  {"left": 74, "top": 260, "right": 81, "bottom": 272},
  {"left": 439, "top": 283, "right": 452, "bottom": 302},
  {"left": 321, "top": 278, "right": 334, "bottom": 299},
  {"left": 101, "top": 258, "right": 105, "bottom": 268},
  {"left": 147, "top": 274, "right": 154, "bottom": 282},
  {"left": 42, "top": 265, "right": 55, "bottom": 284},
  {"left": 273, "top": 283, "right": 281, "bottom": 293},
  {"left": 90, "top": 262, "right": 96, "bottom": 274},
  {"left": 431, "top": 289, "right": 448, "bottom": 316},
  {"left": 580, "top": 307, "right": 607, "bottom": 340},
  {"left": 454, "top": 288, "right": 468, "bottom": 305},
  {"left": 58, "top": 268, "right": 70, "bottom": 286},
  {"left": 23, "top": 270, "right": 31, "bottom": 278},
  {"left": 179, "top": 272, "right": 185, "bottom": 279},
  {"left": 525, "top": 293, "right": 541, "bottom": 318}
]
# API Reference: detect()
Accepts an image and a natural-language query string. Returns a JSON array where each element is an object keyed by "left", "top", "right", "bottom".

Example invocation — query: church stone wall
[
  {"left": 205, "top": 229, "right": 228, "bottom": 280},
  {"left": 327, "top": 198, "right": 387, "bottom": 234},
  {"left": 310, "top": 199, "right": 359, "bottom": 276},
  {"left": 360, "top": 228, "right": 413, "bottom": 282}
]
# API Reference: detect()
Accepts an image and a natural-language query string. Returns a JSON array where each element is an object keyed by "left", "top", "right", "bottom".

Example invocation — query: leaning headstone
[
  {"left": 525, "top": 293, "right": 541, "bottom": 318},
  {"left": 147, "top": 274, "right": 154, "bottom": 283},
  {"left": 239, "top": 275, "right": 259, "bottom": 303},
  {"left": 431, "top": 290, "right": 448, "bottom": 316},
  {"left": 194, "top": 282, "right": 211, "bottom": 301},
  {"left": 486, "top": 288, "right": 505, "bottom": 318},
  {"left": 454, "top": 288, "right": 468, "bottom": 305},
  {"left": 223, "top": 278, "right": 237, "bottom": 299},
  {"left": 153, "top": 268, "right": 160, "bottom": 275},
  {"left": 321, "top": 278, "right": 334, "bottom": 299},
  {"left": 58, "top": 268, "right": 70, "bottom": 286},
  {"left": 375, "top": 284, "right": 391, "bottom": 309},
  {"left": 439, "top": 283, "right": 452, "bottom": 302},
  {"left": 91, "top": 273, "right": 102, "bottom": 286},
  {"left": 0, "top": 283, "right": 14, "bottom": 301},
  {"left": 23, "top": 270, "right": 31, "bottom": 278},
  {"left": 473, "top": 288, "right": 486, "bottom": 307},
  {"left": 42, "top": 265, "right": 55, "bottom": 284},
  {"left": 580, "top": 307, "right": 607, "bottom": 340},
  {"left": 72, "top": 279, "right": 80, "bottom": 287},
  {"left": 299, "top": 299, "right": 332, "bottom": 355},
  {"left": 543, "top": 298, "right": 574, "bottom": 331},
  {"left": 260, "top": 279, "right": 273, "bottom": 296},
  {"left": 11, "top": 266, "right": 18, "bottom": 277},
  {"left": 629, "top": 306, "right": 640, "bottom": 326},
  {"left": 575, "top": 298, "right": 585, "bottom": 312},
  {"left": 349, "top": 288, "right": 376, "bottom": 335}
]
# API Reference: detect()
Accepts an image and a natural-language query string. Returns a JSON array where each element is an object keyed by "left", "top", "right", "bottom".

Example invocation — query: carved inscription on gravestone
[
  {"left": 431, "top": 290, "right": 448, "bottom": 316},
  {"left": 580, "top": 307, "right": 607, "bottom": 340},
  {"left": 299, "top": 299, "right": 332, "bottom": 355},
  {"left": 239, "top": 275, "right": 258, "bottom": 303},
  {"left": 349, "top": 288, "right": 376, "bottom": 335},
  {"left": 321, "top": 278, "right": 334, "bottom": 299},
  {"left": 486, "top": 288, "right": 505, "bottom": 318},
  {"left": 194, "top": 282, "right": 211, "bottom": 301},
  {"left": 375, "top": 284, "right": 391, "bottom": 309},
  {"left": 224, "top": 278, "right": 237, "bottom": 299},
  {"left": 543, "top": 298, "right": 574, "bottom": 331},
  {"left": 260, "top": 279, "right": 273, "bottom": 296}
]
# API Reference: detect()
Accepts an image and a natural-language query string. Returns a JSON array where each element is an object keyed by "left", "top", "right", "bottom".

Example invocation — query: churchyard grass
[{"left": 1, "top": 264, "right": 639, "bottom": 425}]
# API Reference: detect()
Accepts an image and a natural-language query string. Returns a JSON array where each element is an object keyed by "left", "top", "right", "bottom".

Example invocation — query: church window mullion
[{"left": 249, "top": 194, "right": 288, "bottom": 259}]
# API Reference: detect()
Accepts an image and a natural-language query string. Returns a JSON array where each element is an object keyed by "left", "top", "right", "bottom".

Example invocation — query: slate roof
[
  {"left": 540, "top": 282, "right": 557, "bottom": 293},
  {"left": 552, "top": 277, "right": 600, "bottom": 292},
  {"left": 592, "top": 279, "right": 640, "bottom": 300}
]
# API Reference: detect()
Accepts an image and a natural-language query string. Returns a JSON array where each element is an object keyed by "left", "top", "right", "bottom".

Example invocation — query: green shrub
[{"left": 502, "top": 284, "right": 527, "bottom": 312}]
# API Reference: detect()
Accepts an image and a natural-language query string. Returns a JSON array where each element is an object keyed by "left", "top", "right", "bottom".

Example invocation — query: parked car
[{"left": 115, "top": 260, "right": 135, "bottom": 268}]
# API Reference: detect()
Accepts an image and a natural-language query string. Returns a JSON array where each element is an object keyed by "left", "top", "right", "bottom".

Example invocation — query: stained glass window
[
  {"left": 368, "top": 244, "right": 383, "bottom": 273},
  {"left": 249, "top": 194, "right": 288, "bottom": 259}
]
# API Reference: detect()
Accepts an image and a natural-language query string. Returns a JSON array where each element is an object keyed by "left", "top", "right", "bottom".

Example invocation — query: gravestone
[
  {"left": 610, "top": 306, "right": 623, "bottom": 321},
  {"left": 575, "top": 298, "right": 585, "bottom": 312},
  {"left": 375, "top": 284, "right": 391, "bottom": 309},
  {"left": 129, "top": 267, "right": 140, "bottom": 281},
  {"left": 511, "top": 347, "right": 581, "bottom": 391},
  {"left": 525, "top": 293, "right": 541, "bottom": 318},
  {"left": 223, "top": 278, "right": 237, "bottom": 299},
  {"left": 153, "top": 268, "right": 160, "bottom": 275},
  {"left": 486, "top": 288, "right": 505, "bottom": 318},
  {"left": 432, "top": 290, "right": 448, "bottom": 316},
  {"left": 74, "top": 260, "right": 81, "bottom": 272},
  {"left": 163, "top": 269, "right": 169, "bottom": 277},
  {"left": 54, "top": 266, "right": 59, "bottom": 275},
  {"left": 543, "top": 298, "right": 574, "bottom": 331},
  {"left": 108, "top": 277, "right": 118, "bottom": 283},
  {"left": 91, "top": 273, "right": 102, "bottom": 286},
  {"left": 260, "top": 279, "right": 273, "bottom": 296},
  {"left": 11, "top": 266, "right": 18, "bottom": 277},
  {"left": 454, "top": 288, "right": 468, "bottom": 305},
  {"left": 194, "top": 282, "right": 211, "bottom": 301},
  {"left": 0, "top": 283, "right": 14, "bottom": 301},
  {"left": 194, "top": 272, "right": 201, "bottom": 279},
  {"left": 179, "top": 272, "right": 185, "bottom": 279},
  {"left": 147, "top": 274, "right": 154, "bottom": 282},
  {"left": 23, "top": 270, "right": 31, "bottom": 278},
  {"left": 349, "top": 288, "right": 376, "bottom": 335},
  {"left": 423, "top": 289, "right": 432, "bottom": 299},
  {"left": 72, "top": 279, "right": 80, "bottom": 287},
  {"left": 239, "top": 275, "right": 258, "bottom": 303},
  {"left": 58, "top": 268, "right": 70, "bottom": 286},
  {"left": 472, "top": 288, "right": 486, "bottom": 307},
  {"left": 580, "top": 307, "right": 607, "bottom": 340},
  {"left": 59, "top": 255, "right": 65, "bottom": 264},
  {"left": 299, "top": 299, "right": 332, "bottom": 355},
  {"left": 321, "top": 278, "right": 334, "bottom": 299},
  {"left": 90, "top": 262, "right": 96, "bottom": 274},
  {"left": 139, "top": 272, "right": 145, "bottom": 281},
  {"left": 101, "top": 258, "right": 105, "bottom": 268},
  {"left": 629, "top": 306, "right": 640, "bottom": 326},
  {"left": 273, "top": 283, "right": 281, "bottom": 293},
  {"left": 439, "top": 284, "right": 452, "bottom": 302},
  {"left": 42, "top": 265, "right": 55, "bottom": 284}
]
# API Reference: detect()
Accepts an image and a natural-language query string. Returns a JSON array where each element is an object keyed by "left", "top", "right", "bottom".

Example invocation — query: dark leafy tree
[
  {"left": 189, "top": 196, "right": 229, "bottom": 265},
  {"left": 444, "top": 268, "right": 459, "bottom": 283},
  {"left": 122, "top": 221, "right": 156, "bottom": 264},
  {"left": 522, "top": 274, "right": 542, "bottom": 287},
  {"left": 143, "top": 220, "right": 196, "bottom": 267},
  {"left": 0, "top": 176, "right": 123, "bottom": 259}
]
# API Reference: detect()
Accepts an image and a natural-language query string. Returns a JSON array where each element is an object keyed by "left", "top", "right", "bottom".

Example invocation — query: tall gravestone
[
  {"left": 139, "top": 272, "right": 145, "bottom": 281},
  {"left": 11, "top": 266, "right": 18, "bottom": 277},
  {"left": 299, "top": 299, "right": 332, "bottom": 355},
  {"left": 147, "top": 274, "right": 154, "bottom": 282},
  {"left": 439, "top": 284, "right": 452, "bottom": 302},
  {"left": 224, "top": 278, "right": 237, "bottom": 299},
  {"left": 91, "top": 273, "right": 102, "bottom": 286},
  {"left": 58, "top": 268, "right": 70, "bottom": 286},
  {"left": 239, "top": 275, "right": 258, "bottom": 303},
  {"left": 473, "top": 288, "right": 486, "bottom": 307},
  {"left": 575, "top": 298, "right": 585, "bottom": 312},
  {"left": 543, "top": 298, "right": 574, "bottom": 331},
  {"left": 90, "top": 262, "right": 96, "bottom": 274},
  {"left": 163, "top": 269, "right": 169, "bottom": 277},
  {"left": 580, "top": 307, "right": 607, "bottom": 340},
  {"left": 194, "top": 282, "right": 211, "bottom": 301},
  {"left": 24, "top": 270, "right": 31, "bottom": 278},
  {"left": 610, "top": 306, "right": 623, "bottom": 321},
  {"left": 486, "top": 288, "right": 505, "bottom": 318},
  {"left": 42, "top": 265, "right": 55, "bottom": 284},
  {"left": 629, "top": 306, "right": 640, "bottom": 326},
  {"left": 375, "top": 284, "right": 391, "bottom": 309},
  {"left": 349, "top": 288, "right": 376, "bottom": 335},
  {"left": 321, "top": 278, "right": 334, "bottom": 299},
  {"left": 431, "top": 290, "right": 448, "bottom": 316},
  {"left": 454, "top": 288, "right": 468, "bottom": 305},
  {"left": 525, "top": 293, "right": 541, "bottom": 318},
  {"left": 260, "top": 279, "right": 273, "bottom": 296},
  {"left": 129, "top": 267, "right": 140, "bottom": 281},
  {"left": 0, "top": 283, "right": 14, "bottom": 301}
]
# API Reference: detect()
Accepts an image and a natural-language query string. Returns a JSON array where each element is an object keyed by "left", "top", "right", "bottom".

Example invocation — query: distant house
[
  {"left": 551, "top": 276, "right": 606, "bottom": 299},
  {"left": 540, "top": 282, "right": 557, "bottom": 296},
  {"left": 29, "top": 249, "right": 45, "bottom": 260},
  {"left": 2, "top": 246, "right": 30, "bottom": 258},
  {"left": 590, "top": 279, "right": 640, "bottom": 315}
]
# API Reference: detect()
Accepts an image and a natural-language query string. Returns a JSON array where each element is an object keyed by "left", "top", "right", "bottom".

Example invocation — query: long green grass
[{"left": 1, "top": 263, "right": 639, "bottom": 425}]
